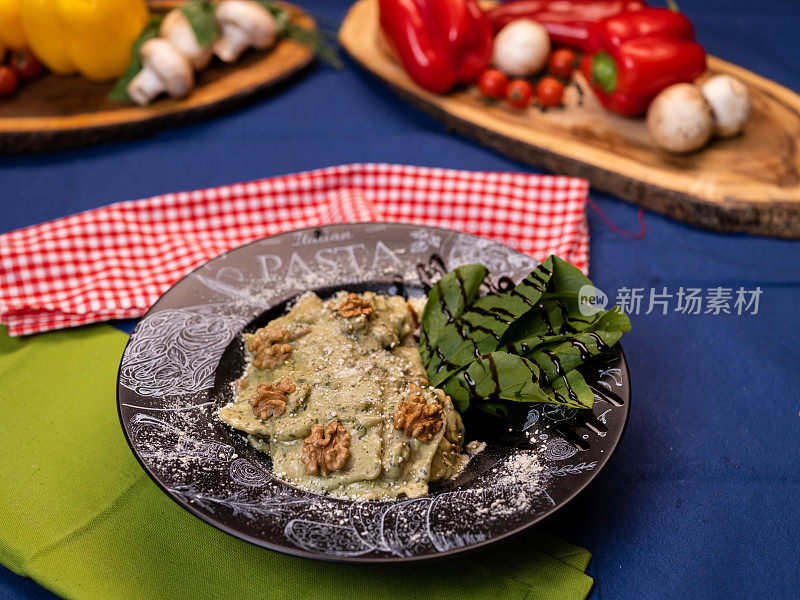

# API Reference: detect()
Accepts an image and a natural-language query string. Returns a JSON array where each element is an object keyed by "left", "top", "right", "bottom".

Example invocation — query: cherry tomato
[
  {"left": 506, "top": 79, "right": 533, "bottom": 109},
  {"left": 477, "top": 68, "right": 508, "bottom": 100},
  {"left": 536, "top": 76, "right": 565, "bottom": 108},
  {"left": 10, "top": 49, "right": 42, "bottom": 80},
  {"left": 0, "top": 66, "right": 18, "bottom": 96},
  {"left": 548, "top": 48, "right": 577, "bottom": 80}
]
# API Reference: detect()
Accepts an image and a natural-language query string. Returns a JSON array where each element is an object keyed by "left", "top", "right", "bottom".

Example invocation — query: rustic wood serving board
[
  {"left": 0, "top": 1, "right": 315, "bottom": 154},
  {"left": 339, "top": 0, "right": 800, "bottom": 237}
]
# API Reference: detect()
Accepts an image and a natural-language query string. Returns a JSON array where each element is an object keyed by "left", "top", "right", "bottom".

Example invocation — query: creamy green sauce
[{"left": 218, "top": 291, "right": 466, "bottom": 500}]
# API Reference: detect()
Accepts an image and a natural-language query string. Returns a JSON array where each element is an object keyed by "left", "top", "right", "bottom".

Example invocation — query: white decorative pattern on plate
[
  {"left": 229, "top": 458, "right": 271, "bottom": 487},
  {"left": 170, "top": 485, "right": 314, "bottom": 519},
  {"left": 597, "top": 368, "right": 624, "bottom": 389},
  {"left": 541, "top": 405, "right": 580, "bottom": 422},
  {"left": 543, "top": 437, "right": 579, "bottom": 461},
  {"left": 548, "top": 462, "right": 598, "bottom": 477},
  {"left": 129, "top": 413, "right": 236, "bottom": 462},
  {"left": 523, "top": 408, "right": 540, "bottom": 430},
  {"left": 447, "top": 233, "right": 538, "bottom": 273},
  {"left": 284, "top": 461, "right": 556, "bottom": 557},
  {"left": 408, "top": 229, "right": 444, "bottom": 254},
  {"left": 119, "top": 305, "right": 249, "bottom": 397}
]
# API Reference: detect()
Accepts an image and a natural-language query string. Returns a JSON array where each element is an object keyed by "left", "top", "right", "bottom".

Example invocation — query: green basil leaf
[
  {"left": 440, "top": 351, "right": 550, "bottom": 413},
  {"left": 507, "top": 308, "right": 630, "bottom": 381},
  {"left": 501, "top": 256, "right": 598, "bottom": 341},
  {"left": 419, "top": 263, "right": 487, "bottom": 367},
  {"left": 541, "top": 368, "right": 594, "bottom": 409},
  {"left": 108, "top": 16, "right": 163, "bottom": 103},
  {"left": 180, "top": 0, "right": 218, "bottom": 49},
  {"left": 429, "top": 258, "right": 555, "bottom": 385},
  {"left": 440, "top": 350, "right": 592, "bottom": 411}
]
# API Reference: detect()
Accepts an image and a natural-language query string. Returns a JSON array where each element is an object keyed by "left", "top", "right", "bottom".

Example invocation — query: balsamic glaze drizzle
[
  {"left": 552, "top": 426, "right": 590, "bottom": 451},
  {"left": 570, "top": 339, "right": 589, "bottom": 361},
  {"left": 588, "top": 332, "right": 609, "bottom": 352},
  {"left": 487, "top": 354, "right": 501, "bottom": 400},
  {"left": 510, "top": 289, "right": 534, "bottom": 306},
  {"left": 544, "top": 350, "right": 578, "bottom": 401},
  {"left": 580, "top": 413, "right": 608, "bottom": 435},
  {"left": 470, "top": 306, "right": 513, "bottom": 325},
  {"left": 416, "top": 254, "right": 447, "bottom": 293},
  {"left": 520, "top": 277, "right": 544, "bottom": 293},
  {"left": 589, "top": 384, "right": 624, "bottom": 407},
  {"left": 538, "top": 304, "right": 554, "bottom": 334},
  {"left": 463, "top": 371, "right": 477, "bottom": 396}
]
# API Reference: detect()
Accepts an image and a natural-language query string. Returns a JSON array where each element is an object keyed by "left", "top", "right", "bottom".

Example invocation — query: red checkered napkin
[{"left": 0, "top": 163, "right": 589, "bottom": 336}]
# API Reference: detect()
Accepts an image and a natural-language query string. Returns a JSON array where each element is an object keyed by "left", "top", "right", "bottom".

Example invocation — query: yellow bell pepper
[
  {"left": 17, "top": 0, "right": 150, "bottom": 81},
  {"left": 0, "top": 0, "right": 27, "bottom": 50}
]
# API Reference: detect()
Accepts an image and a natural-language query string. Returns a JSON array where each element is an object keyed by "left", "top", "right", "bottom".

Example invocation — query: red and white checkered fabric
[{"left": 0, "top": 163, "right": 589, "bottom": 336}]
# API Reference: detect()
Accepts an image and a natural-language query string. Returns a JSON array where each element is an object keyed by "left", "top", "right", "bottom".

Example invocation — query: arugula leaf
[
  {"left": 180, "top": 0, "right": 218, "bottom": 49},
  {"left": 420, "top": 255, "right": 630, "bottom": 415},
  {"left": 108, "top": 16, "right": 163, "bottom": 103}
]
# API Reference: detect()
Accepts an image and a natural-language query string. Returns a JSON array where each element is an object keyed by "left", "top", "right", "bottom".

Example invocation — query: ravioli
[{"left": 218, "top": 291, "right": 467, "bottom": 500}]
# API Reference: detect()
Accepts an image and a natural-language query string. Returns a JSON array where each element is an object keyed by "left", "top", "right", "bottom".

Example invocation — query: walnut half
[
  {"left": 245, "top": 325, "right": 295, "bottom": 370},
  {"left": 330, "top": 293, "right": 374, "bottom": 318},
  {"left": 250, "top": 377, "right": 296, "bottom": 419},
  {"left": 393, "top": 391, "right": 444, "bottom": 442},
  {"left": 301, "top": 421, "right": 351, "bottom": 476}
]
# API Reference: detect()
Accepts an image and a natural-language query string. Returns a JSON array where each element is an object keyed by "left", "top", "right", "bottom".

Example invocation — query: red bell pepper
[
  {"left": 584, "top": 6, "right": 695, "bottom": 51},
  {"left": 456, "top": 0, "right": 494, "bottom": 83},
  {"left": 487, "top": 0, "right": 648, "bottom": 50},
  {"left": 379, "top": 0, "right": 493, "bottom": 94},
  {"left": 580, "top": 7, "right": 706, "bottom": 116}
]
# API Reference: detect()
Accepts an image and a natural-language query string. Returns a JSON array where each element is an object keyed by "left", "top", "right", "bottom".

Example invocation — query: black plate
[{"left": 117, "top": 223, "right": 630, "bottom": 562}]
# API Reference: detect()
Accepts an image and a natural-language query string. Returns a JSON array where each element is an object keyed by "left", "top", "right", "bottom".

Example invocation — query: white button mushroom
[
  {"left": 492, "top": 19, "right": 550, "bottom": 78},
  {"left": 213, "top": 0, "right": 278, "bottom": 64},
  {"left": 700, "top": 74, "right": 752, "bottom": 138},
  {"left": 127, "top": 38, "right": 195, "bottom": 106},
  {"left": 647, "top": 83, "right": 714, "bottom": 154},
  {"left": 160, "top": 9, "right": 213, "bottom": 71}
]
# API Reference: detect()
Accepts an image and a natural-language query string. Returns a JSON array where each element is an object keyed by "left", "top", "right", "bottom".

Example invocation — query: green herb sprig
[
  {"left": 420, "top": 256, "right": 631, "bottom": 416},
  {"left": 180, "top": 0, "right": 218, "bottom": 49},
  {"left": 108, "top": 15, "right": 163, "bottom": 103},
  {"left": 258, "top": 1, "right": 343, "bottom": 69}
]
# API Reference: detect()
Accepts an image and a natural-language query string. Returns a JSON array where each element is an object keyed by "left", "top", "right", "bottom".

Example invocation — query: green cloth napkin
[{"left": 0, "top": 324, "right": 594, "bottom": 600}]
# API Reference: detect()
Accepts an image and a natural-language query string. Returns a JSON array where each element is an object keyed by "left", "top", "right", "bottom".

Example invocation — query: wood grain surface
[
  {"left": 0, "top": 1, "right": 315, "bottom": 153},
  {"left": 339, "top": 0, "right": 800, "bottom": 237}
]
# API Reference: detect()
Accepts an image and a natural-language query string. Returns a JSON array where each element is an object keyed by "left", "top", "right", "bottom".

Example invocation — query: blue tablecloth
[{"left": 2, "top": 1, "right": 799, "bottom": 598}]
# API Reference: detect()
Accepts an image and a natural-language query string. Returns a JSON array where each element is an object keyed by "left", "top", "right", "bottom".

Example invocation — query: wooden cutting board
[
  {"left": 339, "top": 0, "right": 800, "bottom": 238},
  {"left": 0, "top": 1, "right": 315, "bottom": 154}
]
